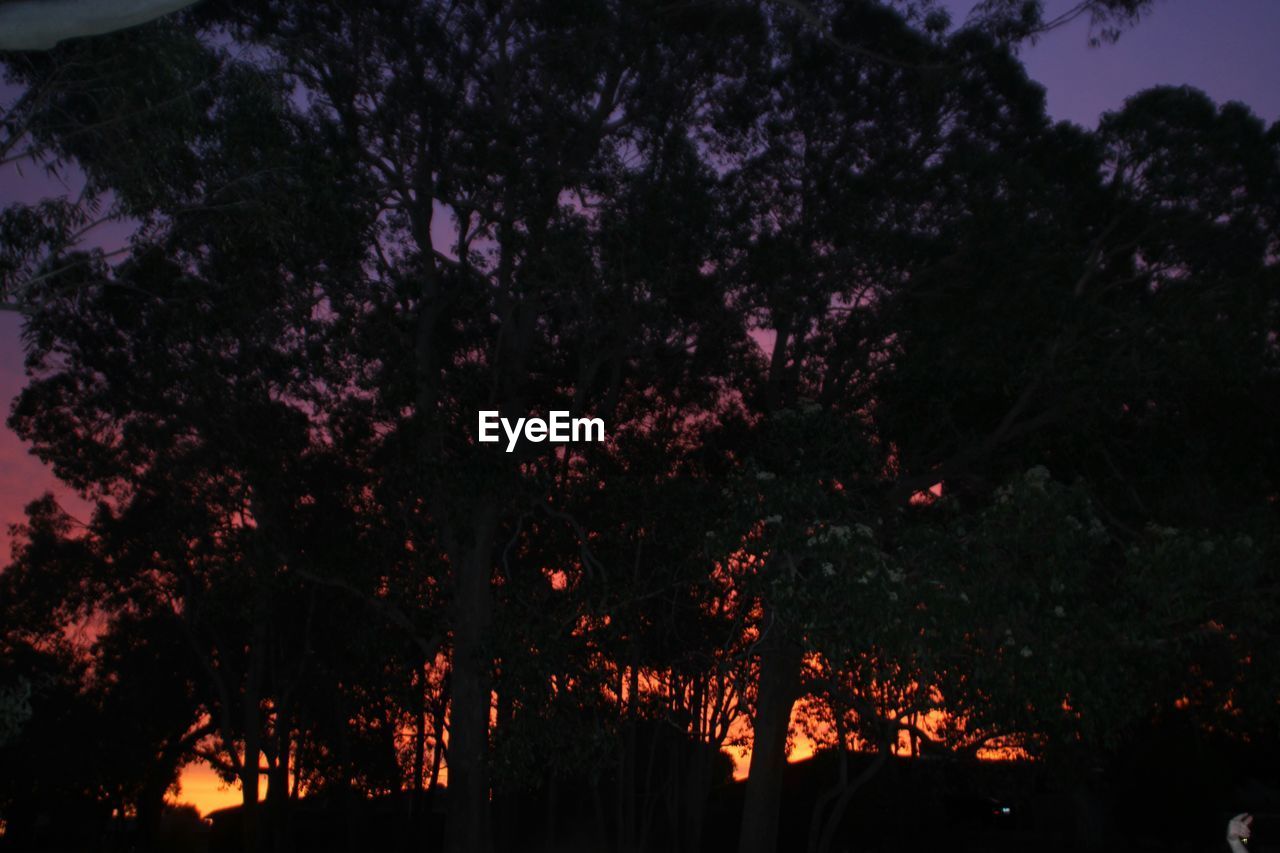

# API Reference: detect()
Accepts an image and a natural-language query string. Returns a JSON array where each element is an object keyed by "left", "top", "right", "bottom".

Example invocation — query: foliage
[{"left": 0, "top": 3, "right": 1276, "bottom": 853}]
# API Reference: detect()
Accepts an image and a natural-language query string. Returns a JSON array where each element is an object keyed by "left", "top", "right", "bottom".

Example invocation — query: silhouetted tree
[{"left": 2, "top": 5, "right": 1276, "bottom": 853}]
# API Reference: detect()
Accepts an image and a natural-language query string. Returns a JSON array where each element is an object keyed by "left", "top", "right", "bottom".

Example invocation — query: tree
[
  {"left": 201, "top": 4, "right": 758, "bottom": 850},
  {"left": 2, "top": 3, "right": 1276, "bottom": 853},
  {"left": 710, "top": 6, "right": 1115, "bottom": 849},
  {"left": 963, "top": 0, "right": 1160, "bottom": 44},
  {"left": 0, "top": 20, "right": 215, "bottom": 311},
  {"left": 715, "top": 6, "right": 1277, "bottom": 850},
  {"left": 4, "top": 20, "right": 386, "bottom": 849},
  {"left": 0, "top": 497, "right": 211, "bottom": 851}
]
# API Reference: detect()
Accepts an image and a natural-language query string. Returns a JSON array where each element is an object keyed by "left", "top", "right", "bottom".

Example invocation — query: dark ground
[{"left": 5, "top": 732, "right": 1278, "bottom": 853}]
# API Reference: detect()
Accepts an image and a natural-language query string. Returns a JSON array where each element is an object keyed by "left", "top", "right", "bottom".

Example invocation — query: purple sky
[
  {"left": 991, "top": 0, "right": 1280, "bottom": 126},
  {"left": 3, "top": 0, "right": 1280, "bottom": 559}
]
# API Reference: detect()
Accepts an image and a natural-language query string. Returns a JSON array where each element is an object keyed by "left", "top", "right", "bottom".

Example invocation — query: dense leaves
[{"left": 0, "top": 2, "right": 1276, "bottom": 853}]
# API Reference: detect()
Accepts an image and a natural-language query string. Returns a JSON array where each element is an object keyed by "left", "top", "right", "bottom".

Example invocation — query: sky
[{"left": 1, "top": 0, "right": 1278, "bottom": 816}]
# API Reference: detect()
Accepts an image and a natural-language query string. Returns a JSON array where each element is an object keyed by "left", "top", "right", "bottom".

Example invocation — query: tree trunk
[
  {"left": 618, "top": 658, "right": 640, "bottom": 853},
  {"left": 265, "top": 722, "right": 292, "bottom": 853},
  {"left": 241, "top": 735, "right": 261, "bottom": 852},
  {"left": 427, "top": 674, "right": 447, "bottom": 795},
  {"left": 134, "top": 781, "right": 167, "bottom": 853},
  {"left": 682, "top": 744, "right": 712, "bottom": 853},
  {"left": 291, "top": 731, "right": 304, "bottom": 800},
  {"left": 412, "top": 661, "right": 427, "bottom": 812},
  {"left": 492, "top": 678, "right": 515, "bottom": 853},
  {"left": 241, "top": 626, "right": 266, "bottom": 853},
  {"left": 443, "top": 506, "right": 498, "bottom": 853},
  {"left": 617, "top": 727, "right": 635, "bottom": 853},
  {"left": 737, "top": 612, "right": 803, "bottom": 853}
]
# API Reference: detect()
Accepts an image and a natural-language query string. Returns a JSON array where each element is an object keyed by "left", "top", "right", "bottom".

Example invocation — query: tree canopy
[{"left": 1, "top": 2, "right": 1276, "bottom": 852}]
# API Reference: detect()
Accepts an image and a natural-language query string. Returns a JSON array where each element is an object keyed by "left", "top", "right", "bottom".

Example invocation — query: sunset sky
[{"left": 1, "top": 0, "right": 1278, "bottom": 817}]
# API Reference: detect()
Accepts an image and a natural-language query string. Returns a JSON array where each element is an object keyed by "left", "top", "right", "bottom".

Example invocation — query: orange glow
[
  {"left": 909, "top": 482, "right": 944, "bottom": 505},
  {"left": 170, "top": 761, "right": 250, "bottom": 817}
]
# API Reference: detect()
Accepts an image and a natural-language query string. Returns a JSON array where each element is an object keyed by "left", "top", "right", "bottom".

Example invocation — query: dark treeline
[{"left": 0, "top": 1, "right": 1277, "bottom": 852}]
